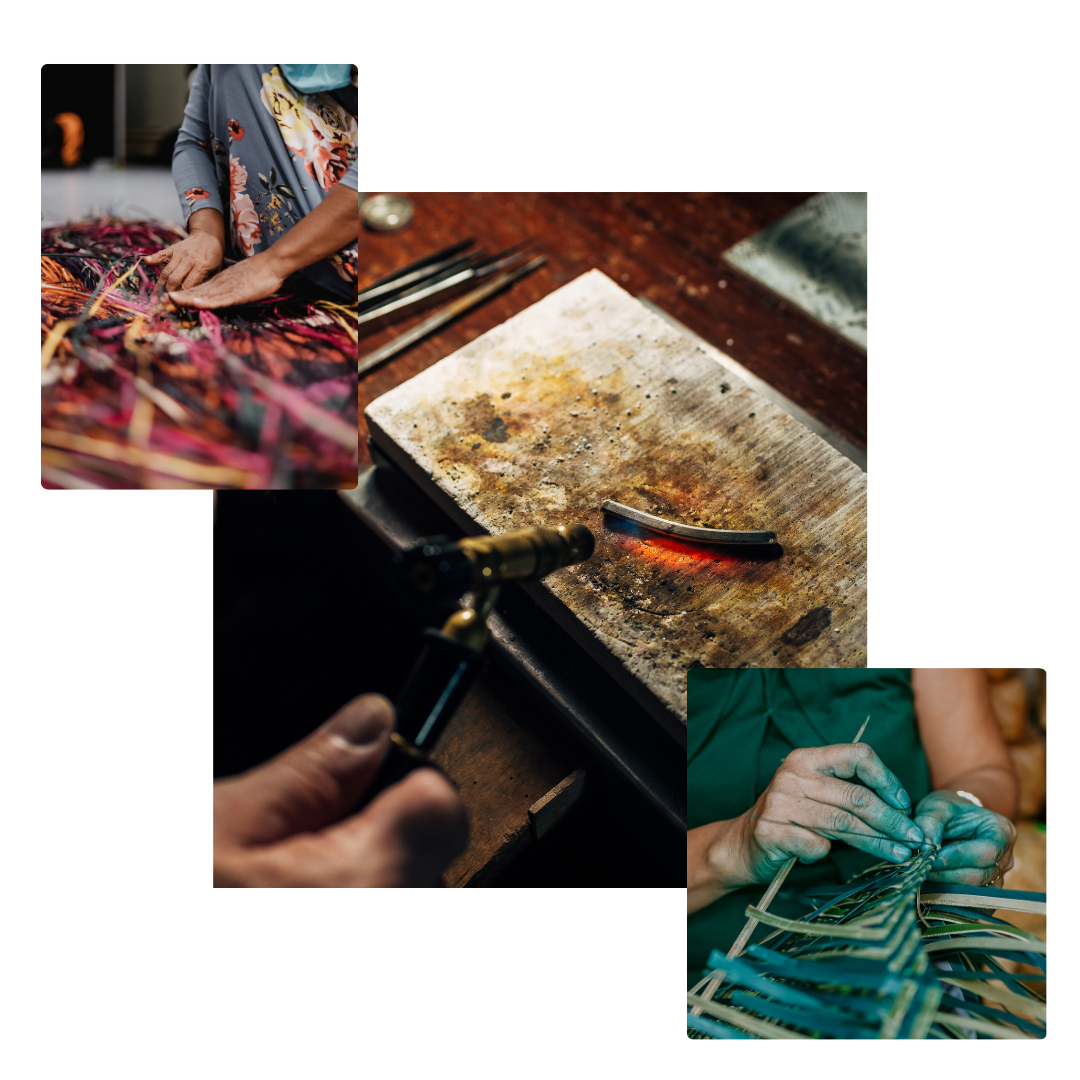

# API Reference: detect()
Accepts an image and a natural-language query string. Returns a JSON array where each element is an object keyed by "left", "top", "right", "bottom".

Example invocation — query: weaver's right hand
[
  {"left": 727, "top": 743, "right": 926, "bottom": 887},
  {"left": 147, "top": 208, "right": 226, "bottom": 293}
]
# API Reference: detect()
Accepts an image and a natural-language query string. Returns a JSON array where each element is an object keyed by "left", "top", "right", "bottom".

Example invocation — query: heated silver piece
[{"left": 601, "top": 500, "right": 776, "bottom": 545}]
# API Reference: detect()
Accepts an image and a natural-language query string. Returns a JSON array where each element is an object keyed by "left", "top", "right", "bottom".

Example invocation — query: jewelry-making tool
[
  {"left": 357, "top": 238, "right": 477, "bottom": 306},
  {"left": 358, "top": 244, "right": 538, "bottom": 327},
  {"left": 361, "top": 523, "right": 594, "bottom": 802},
  {"left": 358, "top": 254, "right": 546, "bottom": 376}
]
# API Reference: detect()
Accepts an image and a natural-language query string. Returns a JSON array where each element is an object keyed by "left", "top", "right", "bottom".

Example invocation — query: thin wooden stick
[{"left": 690, "top": 715, "right": 871, "bottom": 1017}]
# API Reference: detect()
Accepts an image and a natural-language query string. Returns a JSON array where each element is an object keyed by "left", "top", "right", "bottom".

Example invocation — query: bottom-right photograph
[{"left": 686, "top": 668, "right": 1046, "bottom": 1040}]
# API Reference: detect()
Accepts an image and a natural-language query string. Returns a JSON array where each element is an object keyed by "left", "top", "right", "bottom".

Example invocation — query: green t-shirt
[{"left": 687, "top": 668, "right": 930, "bottom": 986}]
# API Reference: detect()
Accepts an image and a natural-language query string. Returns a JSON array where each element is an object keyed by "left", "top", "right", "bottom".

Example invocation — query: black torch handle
[{"left": 364, "top": 629, "right": 482, "bottom": 800}]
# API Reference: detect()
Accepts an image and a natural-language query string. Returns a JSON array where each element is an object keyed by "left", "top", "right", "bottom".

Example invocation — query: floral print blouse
[{"left": 172, "top": 65, "right": 357, "bottom": 301}]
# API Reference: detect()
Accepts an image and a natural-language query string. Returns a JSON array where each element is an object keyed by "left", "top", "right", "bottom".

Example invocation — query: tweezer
[
  {"left": 356, "top": 238, "right": 476, "bottom": 304},
  {"left": 357, "top": 249, "right": 483, "bottom": 309},
  {"left": 358, "top": 254, "right": 546, "bottom": 376},
  {"left": 601, "top": 500, "right": 776, "bottom": 545},
  {"left": 357, "top": 246, "right": 537, "bottom": 328}
]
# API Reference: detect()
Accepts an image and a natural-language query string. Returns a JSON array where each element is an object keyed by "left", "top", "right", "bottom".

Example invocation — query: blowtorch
[{"left": 364, "top": 523, "right": 595, "bottom": 800}]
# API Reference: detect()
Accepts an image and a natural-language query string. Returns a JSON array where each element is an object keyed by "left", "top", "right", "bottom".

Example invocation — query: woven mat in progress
[{"left": 41, "top": 219, "right": 358, "bottom": 489}]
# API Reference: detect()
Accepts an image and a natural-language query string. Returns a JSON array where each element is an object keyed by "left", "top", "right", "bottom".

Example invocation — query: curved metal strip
[{"left": 601, "top": 499, "right": 776, "bottom": 545}]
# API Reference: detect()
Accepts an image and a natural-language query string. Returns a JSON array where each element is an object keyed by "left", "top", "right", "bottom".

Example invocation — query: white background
[{"left": 10, "top": 4, "right": 1073, "bottom": 1076}]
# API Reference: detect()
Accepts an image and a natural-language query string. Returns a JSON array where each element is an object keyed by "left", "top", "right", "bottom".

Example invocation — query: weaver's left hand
[
  {"left": 913, "top": 790, "right": 1016, "bottom": 887},
  {"left": 169, "top": 250, "right": 286, "bottom": 309}
]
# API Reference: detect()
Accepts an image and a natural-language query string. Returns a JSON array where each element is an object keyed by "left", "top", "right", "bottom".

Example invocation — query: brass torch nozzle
[
  {"left": 457, "top": 523, "right": 595, "bottom": 585},
  {"left": 399, "top": 524, "right": 595, "bottom": 601}
]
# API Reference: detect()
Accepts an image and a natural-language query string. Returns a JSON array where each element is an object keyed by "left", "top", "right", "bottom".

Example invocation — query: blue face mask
[{"left": 279, "top": 64, "right": 354, "bottom": 94}]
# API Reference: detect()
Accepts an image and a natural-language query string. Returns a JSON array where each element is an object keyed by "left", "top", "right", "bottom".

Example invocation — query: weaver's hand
[
  {"left": 147, "top": 231, "right": 225, "bottom": 293},
  {"left": 914, "top": 791, "right": 1016, "bottom": 887},
  {"left": 732, "top": 743, "right": 925, "bottom": 885},
  {"left": 214, "top": 694, "right": 468, "bottom": 887},
  {"left": 169, "top": 250, "right": 286, "bottom": 309}
]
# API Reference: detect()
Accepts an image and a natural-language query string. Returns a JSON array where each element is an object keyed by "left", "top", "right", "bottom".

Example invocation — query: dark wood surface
[{"left": 358, "top": 193, "right": 866, "bottom": 455}]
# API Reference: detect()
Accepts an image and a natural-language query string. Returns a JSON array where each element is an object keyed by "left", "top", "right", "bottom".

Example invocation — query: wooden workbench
[{"left": 352, "top": 194, "right": 866, "bottom": 885}]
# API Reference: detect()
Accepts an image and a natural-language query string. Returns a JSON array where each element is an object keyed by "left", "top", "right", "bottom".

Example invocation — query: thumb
[
  {"left": 913, "top": 799, "right": 951, "bottom": 847},
  {"left": 169, "top": 287, "right": 213, "bottom": 308},
  {"left": 219, "top": 694, "right": 394, "bottom": 844}
]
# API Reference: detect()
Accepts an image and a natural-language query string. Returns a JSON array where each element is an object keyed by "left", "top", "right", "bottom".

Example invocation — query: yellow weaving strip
[
  {"left": 41, "top": 428, "right": 252, "bottom": 487},
  {"left": 41, "top": 319, "right": 79, "bottom": 368},
  {"left": 41, "top": 257, "right": 146, "bottom": 368},
  {"left": 316, "top": 300, "right": 358, "bottom": 344},
  {"left": 86, "top": 257, "right": 144, "bottom": 319}
]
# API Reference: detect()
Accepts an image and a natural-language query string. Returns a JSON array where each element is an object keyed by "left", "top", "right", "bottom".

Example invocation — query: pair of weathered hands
[
  {"left": 146, "top": 183, "right": 357, "bottom": 309},
  {"left": 146, "top": 212, "right": 285, "bottom": 310},
  {"left": 706, "top": 742, "right": 1016, "bottom": 897}
]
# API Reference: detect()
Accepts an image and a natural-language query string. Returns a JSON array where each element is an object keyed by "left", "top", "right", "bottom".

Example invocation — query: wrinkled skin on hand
[
  {"left": 913, "top": 791, "right": 1016, "bottom": 886},
  {"left": 168, "top": 251, "right": 286, "bottom": 310},
  {"left": 146, "top": 231, "right": 224, "bottom": 293},
  {"left": 214, "top": 695, "right": 468, "bottom": 887},
  {"left": 734, "top": 742, "right": 926, "bottom": 886}
]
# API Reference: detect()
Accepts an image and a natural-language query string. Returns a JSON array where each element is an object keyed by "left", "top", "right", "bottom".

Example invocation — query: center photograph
[{"left": 213, "top": 192, "right": 867, "bottom": 888}]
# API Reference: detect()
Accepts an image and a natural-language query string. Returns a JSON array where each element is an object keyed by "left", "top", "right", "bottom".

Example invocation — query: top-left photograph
[{"left": 41, "top": 64, "right": 358, "bottom": 489}]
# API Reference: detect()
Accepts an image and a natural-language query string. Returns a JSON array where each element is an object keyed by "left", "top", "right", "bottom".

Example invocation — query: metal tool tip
[{"left": 558, "top": 523, "right": 595, "bottom": 562}]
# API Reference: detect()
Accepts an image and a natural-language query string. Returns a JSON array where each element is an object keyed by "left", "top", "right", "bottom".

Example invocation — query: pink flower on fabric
[
  {"left": 299, "top": 130, "right": 352, "bottom": 191},
  {"left": 229, "top": 155, "right": 249, "bottom": 202},
  {"left": 232, "top": 193, "right": 262, "bottom": 257},
  {"left": 306, "top": 136, "right": 333, "bottom": 186}
]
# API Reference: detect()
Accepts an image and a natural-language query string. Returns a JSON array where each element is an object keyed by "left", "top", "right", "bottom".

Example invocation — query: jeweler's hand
[
  {"left": 913, "top": 790, "right": 1016, "bottom": 887},
  {"left": 213, "top": 694, "right": 467, "bottom": 887},
  {"left": 146, "top": 230, "right": 224, "bottom": 293},
  {"left": 169, "top": 250, "right": 286, "bottom": 309}
]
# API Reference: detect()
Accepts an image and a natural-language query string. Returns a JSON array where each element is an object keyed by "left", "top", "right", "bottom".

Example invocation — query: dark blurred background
[
  {"left": 41, "top": 64, "right": 196, "bottom": 224},
  {"left": 42, "top": 64, "right": 195, "bottom": 169}
]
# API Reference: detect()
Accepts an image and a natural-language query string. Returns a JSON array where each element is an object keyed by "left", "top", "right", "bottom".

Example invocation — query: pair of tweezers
[
  {"left": 357, "top": 241, "right": 537, "bottom": 327},
  {"left": 601, "top": 500, "right": 776, "bottom": 545},
  {"left": 358, "top": 254, "right": 546, "bottom": 376},
  {"left": 357, "top": 238, "right": 476, "bottom": 308}
]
